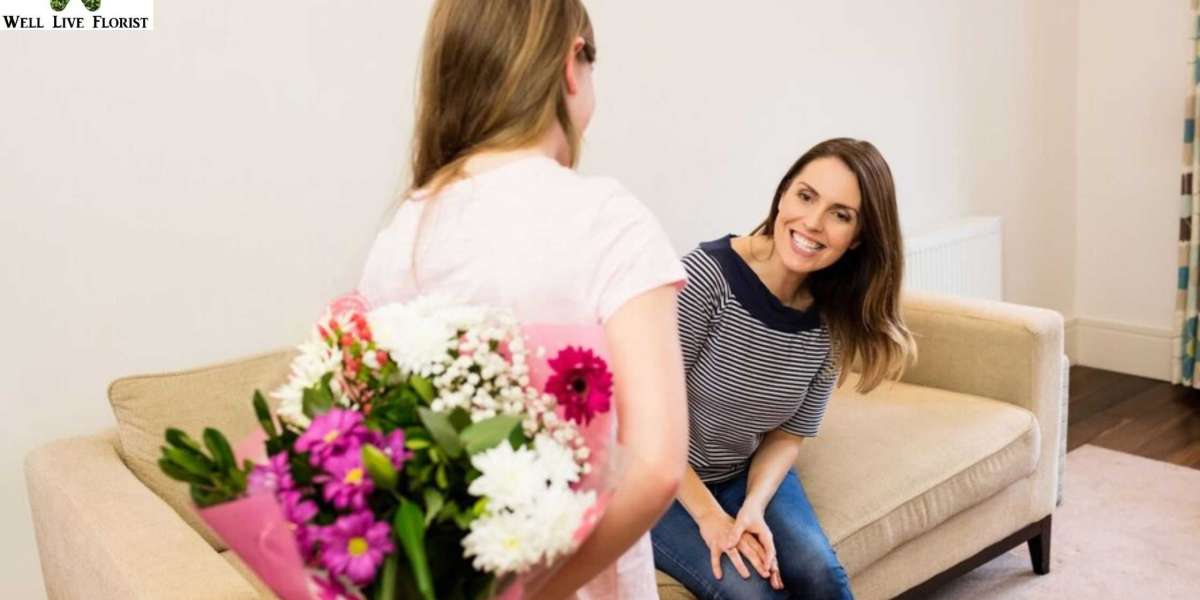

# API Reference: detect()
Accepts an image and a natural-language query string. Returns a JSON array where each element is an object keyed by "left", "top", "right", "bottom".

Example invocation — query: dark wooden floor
[{"left": 1068, "top": 366, "right": 1200, "bottom": 468}]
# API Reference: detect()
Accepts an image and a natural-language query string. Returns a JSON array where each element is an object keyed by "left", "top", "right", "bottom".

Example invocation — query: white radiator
[{"left": 903, "top": 216, "right": 1003, "bottom": 300}]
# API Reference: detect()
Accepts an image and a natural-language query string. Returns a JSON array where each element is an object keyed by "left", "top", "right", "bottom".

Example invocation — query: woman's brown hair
[
  {"left": 410, "top": 0, "right": 596, "bottom": 193},
  {"left": 754, "top": 138, "right": 917, "bottom": 393}
]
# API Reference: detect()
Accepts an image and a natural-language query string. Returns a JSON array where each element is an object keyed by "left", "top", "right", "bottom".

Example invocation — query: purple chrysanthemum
[
  {"left": 318, "top": 511, "right": 394, "bottom": 586},
  {"left": 248, "top": 452, "right": 293, "bottom": 495},
  {"left": 370, "top": 429, "right": 412, "bottom": 471},
  {"left": 279, "top": 489, "right": 319, "bottom": 526},
  {"left": 316, "top": 446, "right": 374, "bottom": 510},
  {"left": 310, "top": 572, "right": 360, "bottom": 600},
  {"left": 295, "top": 522, "right": 323, "bottom": 564},
  {"left": 296, "top": 409, "right": 369, "bottom": 466},
  {"left": 545, "top": 346, "right": 614, "bottom": 425}
]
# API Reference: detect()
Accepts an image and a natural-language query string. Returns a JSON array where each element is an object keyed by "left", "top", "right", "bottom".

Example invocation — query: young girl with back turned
[{"left": 358, "top": 1, "right": 689, "bottom": 597}]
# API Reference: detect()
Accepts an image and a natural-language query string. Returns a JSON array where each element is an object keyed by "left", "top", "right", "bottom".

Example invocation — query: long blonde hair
[
  {"left": 410, "top": 0, "right": 596, "bottom": 194},
  {"left": 754, "top": 138, "right": 916, "bottom": 393}
]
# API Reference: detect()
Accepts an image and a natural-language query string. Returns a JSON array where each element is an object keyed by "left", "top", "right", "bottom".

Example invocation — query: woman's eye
[
  {"left": 835, "top": 211, "right": 852, "bottom": 223},
  {"left": 799, "top": 192, "right": 813, "bottom": 202}
]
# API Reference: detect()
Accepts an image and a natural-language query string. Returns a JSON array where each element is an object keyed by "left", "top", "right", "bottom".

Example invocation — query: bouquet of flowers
[{"left": 157, "top": 293, "right": 619, "bottom": 599}]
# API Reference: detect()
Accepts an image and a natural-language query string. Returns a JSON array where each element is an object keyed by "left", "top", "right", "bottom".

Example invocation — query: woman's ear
[{"left": 564, "top": 36, "right": 586, "bottom": 95}]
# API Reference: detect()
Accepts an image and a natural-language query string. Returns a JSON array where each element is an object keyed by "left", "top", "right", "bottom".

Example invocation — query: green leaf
[
  {"left": 460, "top": 416, "right": 522, "bottom": 455},
  {"left": 411, "top": 464, "right": 433, "bottom": 486},
  {"left": 302, "top": 384, "right": 334, "bottom": 418},
  {"left": 448, "top": 408, "right": 471, "bottom": 432},
  {"left": 435, "top": 463, "right": 449, "bottom": 490},
  {"left": 452, "top": 507, "right": 474, "bottom": 529},
  {"left": 157, "top": 457, "right": 209, "bottom": 485},
  {"left": 189, "top": 484, "right": 227, "bottom": 508},
  {"left": 423, "top": 488, "right": 444, "bottom": 527},
  {"left": 362, "top": 444, "right": 397, "bottom": 490},
  {"left": 253, "top": 391, "right": 278, "bottom": 438},
  {"left": 470, "top": 497, "right": 489, "bottom": 518},
  {"left": 507, "top": 425, "right": 529, "bottom": 450},
  {"left": 410, "top": 376, "right": 435, "bottom": 403},
  {"left": 417, "top": 408, "right": 463, "bottom": 459},
  {"left": 439, "top": 499, "right": 460, "bottom": 521},
  {"left": 164, "top": 428, "right": 204, "bottom": 455},
  {"left": 202, "top": 428, "right": 236, "bottom": 471},
  {"left": 374, "top": 552, "right": 398, "bottom": 600},
  {"left": 163, "top": 446, "right": 214, "bottom": 477},
  {"left": 394, "top": 499, "right": 436, "bottom": 600},
  {"left": 405, "top": 438, "right": 432, "bottom": 450},
  {"left": 230, "top": 467, "right": 247, "bottom": 490}
]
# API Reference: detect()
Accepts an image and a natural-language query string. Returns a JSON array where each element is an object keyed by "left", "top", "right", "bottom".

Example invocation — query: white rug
[{"left": 924, "top": 445, "right": 1200, "bottom": 599}]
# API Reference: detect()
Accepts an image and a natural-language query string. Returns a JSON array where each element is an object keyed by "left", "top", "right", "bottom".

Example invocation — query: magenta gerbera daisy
[
  {"left": 545, "top": 346, "right": 614, "bottom": 425},
  {"left": 318, "top": 511, "right": 394, "bottom": 586}
]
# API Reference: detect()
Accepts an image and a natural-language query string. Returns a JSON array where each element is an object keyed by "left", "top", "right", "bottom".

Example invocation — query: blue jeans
[{"left": 651, "top": 471, "right": 853, "bottom": 600}]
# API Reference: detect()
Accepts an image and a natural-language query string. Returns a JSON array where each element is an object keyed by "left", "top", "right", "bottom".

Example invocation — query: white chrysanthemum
[
  {"left": 274, "top": 397, "right": 309, "bottom": 429},
  {"left": 468, "top": 442, "right": 546, "bottom": 510},
  {"left": 536, "top": 486, "right": 595, "bottom": 562},
  {"left": 271, "top": 340, "right": 342, "bottom": 428},
  {"left": 534, "top": 434, "right": 581, "bottom": 489},
  {"left": 462, "top": 470, "right": 595, "bottom": 575},
  {"left": 461, "top": 510, "right": 543, "bottom": 575},
  {"left": 367, "top": 303, "right": 455, "bottom": 375}
]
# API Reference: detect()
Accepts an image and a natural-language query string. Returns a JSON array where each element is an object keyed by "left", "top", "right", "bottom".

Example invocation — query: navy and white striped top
[{"left": 679, "top": 235, "right": 839, "bottom": 483}]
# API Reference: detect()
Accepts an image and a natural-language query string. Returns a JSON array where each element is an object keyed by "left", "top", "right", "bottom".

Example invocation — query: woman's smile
[{"left": 788, "top": 229, "right": 826, "bottom": 258}]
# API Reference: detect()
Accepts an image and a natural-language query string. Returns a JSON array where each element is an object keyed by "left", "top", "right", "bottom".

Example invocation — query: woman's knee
[
  {"left": 778, "top": 539, "right": 853, "bottom": 599},
  {"left": 709, "top": 568, "right": 788, "bottom": 600}
]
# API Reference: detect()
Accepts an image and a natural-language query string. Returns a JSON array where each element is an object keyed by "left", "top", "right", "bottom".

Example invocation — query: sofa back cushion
[{"left": 108, "top": 350, "right": 294, "bottom": 550}]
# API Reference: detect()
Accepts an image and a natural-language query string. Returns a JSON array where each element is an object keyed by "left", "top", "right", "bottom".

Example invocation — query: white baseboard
[{"left": 1065, "top": 317, "right": 1175, "bottom": 381}]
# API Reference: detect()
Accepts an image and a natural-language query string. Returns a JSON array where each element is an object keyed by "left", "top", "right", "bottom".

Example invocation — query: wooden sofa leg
[{"left": 1027, "top": 514, "right": 1052, "bottom": 575}]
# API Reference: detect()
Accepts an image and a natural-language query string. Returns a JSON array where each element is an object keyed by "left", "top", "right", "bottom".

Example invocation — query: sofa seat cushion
[
  {"left": 221, "top": 550, "right": 277, "bottom": 599},
  {"left": 109, "top": 350, "right": 295, "bottom": 550},
  {"left": 796, "top": 373, "right": 1040, "bottom": 575}
]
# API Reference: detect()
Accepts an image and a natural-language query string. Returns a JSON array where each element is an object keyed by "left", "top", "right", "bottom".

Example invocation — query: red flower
[{"left": 545, "top": 346, "right": 613, "bottom": 425}]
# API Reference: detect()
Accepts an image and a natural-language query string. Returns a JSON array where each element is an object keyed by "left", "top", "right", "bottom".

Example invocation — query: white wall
[
  {"left": 1071, "top": 0, "right": 1192, "bottom": 379},
  {"left": 584, "top": 1, "right": 1078, "bottom": 314},
  {"left": 0, "top": 1, "right": 1081, "bottom": 596}
]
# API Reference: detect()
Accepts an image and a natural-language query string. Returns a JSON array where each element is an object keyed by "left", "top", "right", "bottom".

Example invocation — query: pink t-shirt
[{"left": 358, "top": 155, "right": 685, "bottom": 599}]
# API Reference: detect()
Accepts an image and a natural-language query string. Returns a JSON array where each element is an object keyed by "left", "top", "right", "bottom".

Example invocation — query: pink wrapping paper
[{"left": 199, "top": 494, "right": 317, "bottom": 600}]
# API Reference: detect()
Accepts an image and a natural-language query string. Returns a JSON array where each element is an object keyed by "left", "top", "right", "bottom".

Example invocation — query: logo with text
[{"left": 2, "top": 0, "right": 152, "bottom": 31}]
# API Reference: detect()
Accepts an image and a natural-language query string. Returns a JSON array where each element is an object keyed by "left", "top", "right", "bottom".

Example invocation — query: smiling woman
[{"left": 649, "top": 138, "right": 916, "bottom": 600}]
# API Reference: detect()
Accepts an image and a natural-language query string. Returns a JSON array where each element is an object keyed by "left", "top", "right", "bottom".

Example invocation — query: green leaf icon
[{"left": 50, "top": 1, "right": 103, "bottom": 12}]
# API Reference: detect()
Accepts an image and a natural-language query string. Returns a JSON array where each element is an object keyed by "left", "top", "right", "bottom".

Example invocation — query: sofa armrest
[
  {"left": 25, "top": 430, "right": 260, "bottom": 600},
  {"left": 898, "top": 291, "right": 1065, "bottom": 516}
]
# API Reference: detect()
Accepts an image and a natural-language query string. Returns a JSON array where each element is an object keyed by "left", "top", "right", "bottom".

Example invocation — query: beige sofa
[{"left": 25, "top": 292, "right": 1064, "bottom": 600}]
